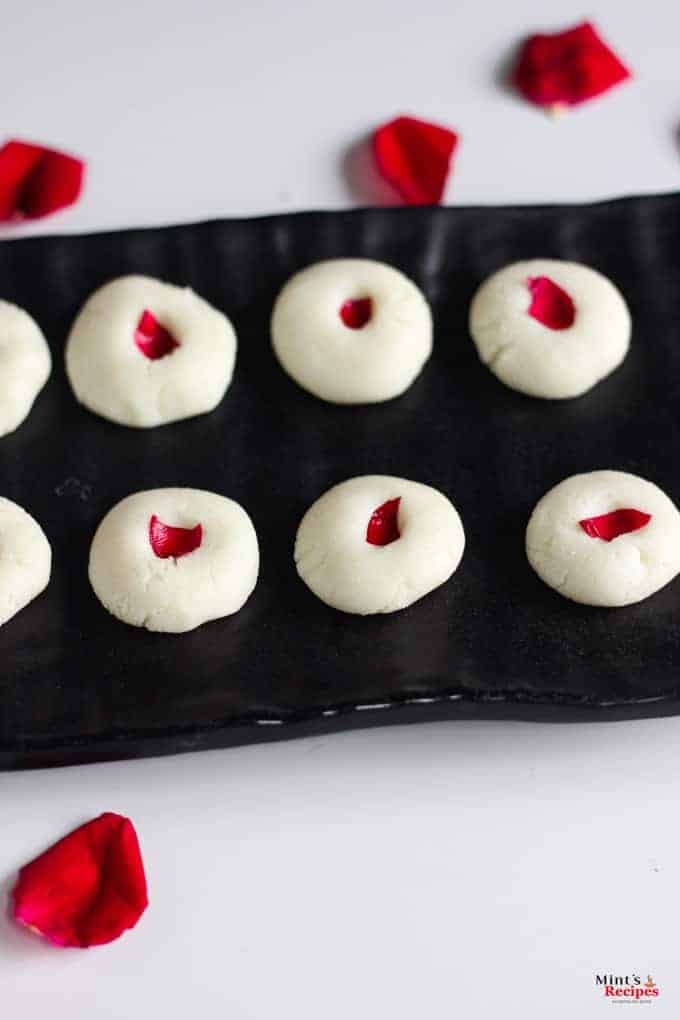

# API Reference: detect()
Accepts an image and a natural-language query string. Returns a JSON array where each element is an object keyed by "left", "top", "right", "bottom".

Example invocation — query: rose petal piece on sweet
[
  {"left": 579, "top": 509, "right": 651, "bottom": 542},
  {"left": 372, "top": 116, "right": 458, "bottom": 205},
  {"left": 512, "top": 21, "right": 631, "bottom": 109},
  {"left": 134, "top": 309, "right": 180, "bottom": 359},
  {"left": 149, "top": 514, "right": 203, "bottom": 558},
  {"left": 366, "top": 498, "right": 401, "bottom": 546},
  {"left": 11, "top": 812, "right": 148, "bottom": 948},
  {"left": 340, "top": 297, "right": 372, "bottom": 330},
  {"left": 527, "top": 276, "right": 576, "bottom": 330},
  {"left": 0, "top": 139, "right": 85, "bottom": 221}
]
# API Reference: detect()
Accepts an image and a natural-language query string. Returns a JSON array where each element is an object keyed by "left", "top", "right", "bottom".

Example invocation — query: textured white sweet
[
  {"left": 271, "top": 259, "right": 432, "bottom": 403},
  {"left": 0, "top": 301, "right": 51, "bottom": 437},
  {"left": 469, "top": 260, "right": 631, "bottom": 399},
  {"left": 526, "top": 471, "right": 680, "bottom": 607},
  {"left": 89, "top": 488, "right": 259, "bottom": 632},
  {"left": 66, "top": 275, "right": 237, "bottom": 427},
  {"left": 0, "top": 497, "right": 51, "bottom": 626},
  {"left": 295, "top": 475, "right": 465, "bottom": 615}
]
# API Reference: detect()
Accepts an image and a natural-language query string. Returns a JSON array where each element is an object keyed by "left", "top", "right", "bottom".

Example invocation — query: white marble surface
[{"left": 1, "top": 1, "right": 679, "bottom": 1016}]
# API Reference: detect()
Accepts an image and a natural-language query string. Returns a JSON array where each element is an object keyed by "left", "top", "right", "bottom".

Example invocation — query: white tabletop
[{"left": 1, "top": 1, "right": 679, "bottom": 1016}]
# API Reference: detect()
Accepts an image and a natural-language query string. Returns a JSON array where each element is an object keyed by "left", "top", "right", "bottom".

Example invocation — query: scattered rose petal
[
  {"left": 149, "top": 514, "right": 203, "bottom": 558},
  {"left": 579, "top": 509, "right": 651, "bottom": 541},
  {"left": 134, "top": 309, "right": 180, "bottom": 360},
  {"left": 0, "top": 139, "right": 85, "bottom": 221},
  {"left": 340, "top": 298, "right": 372, "bottom": 329},
  {"left": 512, "top": 21, "right": 631, "bottom": 110},
  {"left": 11, "top": 812, "right": 148, "bottom": 948},
  {"left": 527, "top": 276, "right": 575, "bottom": 330},
  {"left": 372, "top": 116, "right": 458, "bottom": 205},
  {"left": 367, "top": 498, "right": 401, "bottom": 546}
]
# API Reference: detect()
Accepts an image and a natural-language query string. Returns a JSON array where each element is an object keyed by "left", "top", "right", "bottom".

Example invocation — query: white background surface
[{"left": 1, "top": 0, "right": 679, "bottom": 1016}]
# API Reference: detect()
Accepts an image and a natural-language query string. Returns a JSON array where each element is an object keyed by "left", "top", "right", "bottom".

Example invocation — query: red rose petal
[
  {"left": 134, "top": 309, "right": 180, "bottom": 360},
  {"left": 527, "top": 276, "right": 575, "bottom": 330},
  {"left": 11, "top": 812, "right": 148, "bottom": 948},
  {"left": 340, "top": 297, "right": 372, "bottom": 330},
  {"left": 0, "top": 141, "right": 43, "bottom": 220},
  {"left": 372, "top": 116, "right": 458, "bottom": 205},
  {"left": 0, "top": 139, "right": 85, "bottom": 221},
  {"left": 579, "top": 508, "right": 652, "bottom": 542},
  {"left": 366, "top": 498, "right": 401, "bottom": 546},
  {"left": 512, "top": 21, "right": 631, "bottom": 109},
  {"left": 149, "top": 514, "right": 203, "bottom": 558}
]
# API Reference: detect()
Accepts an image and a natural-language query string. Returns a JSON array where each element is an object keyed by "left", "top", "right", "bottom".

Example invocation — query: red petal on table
[
  {"left": 512, "top": 21, "right": 631, "bottom": 109},
  {"left": 527, "top": 276, "right": 575, "bottom": 330},
  {"left": 340, "top": 297, "right": 372, "bottom": 329},
  {"left": 366, "top": 498, "right": 401, "bottom": 546},
  {"left": 372, "top": 116, "right": 458, "bottom": 205},
  {"left": 0, "top": 139, "right": 85, "bottom": 221},
  {"left": 579, "top": 509, "right": 651, "bottom": 542},
  {"left": 149, "top": 514, "right": 203, "bottom": 558},
  {"left": 134, "top": 309, "right": 180, "bottom": 360},
  {"left": 11, "top": 813, "right": 148, "bottom": 948}
]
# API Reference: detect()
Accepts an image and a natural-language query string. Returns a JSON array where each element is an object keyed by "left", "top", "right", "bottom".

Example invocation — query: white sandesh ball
[
  {"left": 89, "top": 488, "right": 259, "bottom": 633},
  {"left": 0, "top": 300, "right": 51, "bottom": 437},
  {"left": 526, "top": 471, "right": 680, "bottom": 607},
  {"left": 294, "top": 475, "right": 465, "bottom": 615},
  {"left": 0, "top": 497, "right": 51, "bottom": 626},
  {"left": 66, "top": 275, "right": 237, "bottom": 427},
  {"left": 469, "top": 259, "right": 631, "bottom": 399},
  {"left": 271, "top": 259, "right": 432, "bottom": 403}
]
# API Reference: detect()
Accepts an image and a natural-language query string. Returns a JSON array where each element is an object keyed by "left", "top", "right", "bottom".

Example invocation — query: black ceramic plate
[{"left": 2, "top": 193, "right": 680, "bottom": 770}]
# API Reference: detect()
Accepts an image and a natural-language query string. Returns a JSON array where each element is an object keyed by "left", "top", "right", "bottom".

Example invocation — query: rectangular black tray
[{"left": 3, "top": 193, "right": 680, "bottom": 769}]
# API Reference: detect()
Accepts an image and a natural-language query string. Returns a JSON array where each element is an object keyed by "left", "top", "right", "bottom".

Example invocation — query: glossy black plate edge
[
  {"left": 3, "top": 691, "right": 678, "bottom": 771},
  {"left": 2, "top": 188, "right": 677, "bottom": 250}
]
